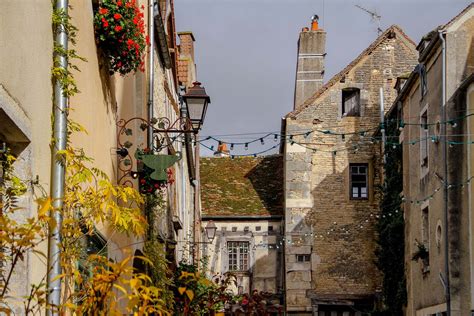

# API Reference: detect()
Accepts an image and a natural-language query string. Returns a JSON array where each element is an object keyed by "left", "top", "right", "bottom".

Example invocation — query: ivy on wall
[{"left": 375, "top": 119, "right": 406, "bottom": 315}]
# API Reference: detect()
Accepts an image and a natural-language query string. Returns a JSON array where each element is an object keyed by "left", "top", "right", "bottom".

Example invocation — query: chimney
[
  {"left": 293, "top": 15, "right": 326, "bottom": 110},
  {"left": 214, "top": 143, "right": 230, "bottom": 158},
  {"left": 177, "top": 31, "right": 196, "bottom": 87}
]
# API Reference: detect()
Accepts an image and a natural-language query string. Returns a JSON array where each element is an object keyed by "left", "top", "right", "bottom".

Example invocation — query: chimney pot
[{"left": 311, "top": 15, "right": 319, "bottom": 31}]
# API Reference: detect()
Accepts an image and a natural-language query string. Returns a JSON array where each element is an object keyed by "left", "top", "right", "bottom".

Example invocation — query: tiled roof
[
  {"left": 286, "top": 25, "right": 415, "bottom": 119},
  {"left": 200, "top": 155, "right": 283, "bottom": 216}
]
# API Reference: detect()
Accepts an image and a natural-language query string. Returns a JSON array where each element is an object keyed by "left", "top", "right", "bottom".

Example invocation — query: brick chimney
[
  {"left": 178, "top": 32, "right": 196, "bottom": 87},
  {"left": 214, "top": 143, "right": 230, "bottom": 158},
  {"left": 293, "top": 15, "right": 326, "bottom": 110}
]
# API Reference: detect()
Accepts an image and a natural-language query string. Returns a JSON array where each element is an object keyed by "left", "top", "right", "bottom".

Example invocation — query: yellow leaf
[
  {"left": 113, "top": 284, "right": 127, "bottom": 295},
  {"left": 37, "top": 197, "right": 51, "bottom": 218},
  {"left": 130, "top": 278, "right": 138, "bottom": 289},
  {"left": 185, "top": 289, "right": 194, "bottom": 301},
  {"left": 178, "top": 287, "right": 186, "bottom": 295}
]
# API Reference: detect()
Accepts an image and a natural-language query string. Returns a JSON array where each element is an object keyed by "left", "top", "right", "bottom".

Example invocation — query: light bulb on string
[
  {"left": 260, "top": 138, "right": 265, "bottom": 145},
  {"left": 274, "top": 134, "right": 278, "bottom": 142},
  {"left": 230, "top": 143, "right": 234, "bottom": 150},
  {"left": 245, "top": 143, "right": 249, "bottom": 150}
]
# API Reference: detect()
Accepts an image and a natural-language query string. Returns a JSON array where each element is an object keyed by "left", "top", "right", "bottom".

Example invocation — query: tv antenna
[{"left": 355, "top": 4, "right": 382, "bottom": 35}]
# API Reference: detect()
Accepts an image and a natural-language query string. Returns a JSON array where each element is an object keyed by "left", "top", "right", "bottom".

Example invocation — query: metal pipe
[
  {"left": 380, "top": 87, "right": 386, "bottom": 164},
  {"left": 439, "top": 29, "right": 451, "bottom": 316},
  {"left": 147, "top": 0, "right": 155, "bottom": 149},
  {"left": 47, "top": 0, "right": 68, "bottom": 313}
]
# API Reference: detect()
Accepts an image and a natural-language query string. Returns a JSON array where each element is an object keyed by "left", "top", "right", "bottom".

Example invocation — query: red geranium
[{"left": 94, "top": 0, "right": 148, "bottom": 75}]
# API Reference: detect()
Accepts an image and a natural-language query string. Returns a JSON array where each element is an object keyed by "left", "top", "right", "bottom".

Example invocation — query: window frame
[
  {"left": 342, "top": 88, "right": 361, "bottom": 117},
  {"left": 227, "top": 241, "right": 250, "bottom": 272},
  {"left": 296, "top": 254, "right": 311, "bottom": 262},
  {"left": 349, "top": 163, "right": 369, "bottom": 200}
]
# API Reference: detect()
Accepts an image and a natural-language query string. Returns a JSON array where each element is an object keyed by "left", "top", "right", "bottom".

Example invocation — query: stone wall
[{"left": 284, "top": 28, "right": 418, "bottom": 313}]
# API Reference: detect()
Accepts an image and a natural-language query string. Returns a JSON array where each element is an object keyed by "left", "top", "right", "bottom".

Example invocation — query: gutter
[
  {"left": 201, "top": 215, "right": 283, "bottom": 221},
  {"left": 153, "top": 5, "right": 172, "bottom": 69}
]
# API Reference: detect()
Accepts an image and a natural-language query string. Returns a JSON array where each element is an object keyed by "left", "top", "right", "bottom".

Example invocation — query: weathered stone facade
[
  {"left": 284, "top": 24, "right": 418, "bottom": 314},
  {"left": 396, "top": 5, "right": 474, "bottom": 315}
]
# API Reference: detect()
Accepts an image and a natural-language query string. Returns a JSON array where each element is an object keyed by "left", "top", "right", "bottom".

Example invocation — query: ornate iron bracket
[{"left": 116, "top": 116, "right": 193, "bottom": 188}]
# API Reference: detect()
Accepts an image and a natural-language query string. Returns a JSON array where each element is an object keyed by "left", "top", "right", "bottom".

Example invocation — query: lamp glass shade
[
  {"left": 186, "top": 97, "right": 207, "bottom": 130},
  {"left": 205, "top": 221, "right": 217, "bottom": 242}
]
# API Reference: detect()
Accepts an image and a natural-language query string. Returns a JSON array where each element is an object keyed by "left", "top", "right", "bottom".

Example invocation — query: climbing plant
[{"left": 375, "top": 118, "right": 406, "bottom": 315}]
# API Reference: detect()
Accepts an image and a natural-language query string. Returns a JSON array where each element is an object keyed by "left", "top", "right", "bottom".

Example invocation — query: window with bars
[
  {"left": 296, "top": 254, "right": 311, "bottom": 262},
  {"left": 350, "top": 163, "right": 368, "bottom": 199},
  {"left": 227, "top": 241, "right": 249, "bottom": 272}
]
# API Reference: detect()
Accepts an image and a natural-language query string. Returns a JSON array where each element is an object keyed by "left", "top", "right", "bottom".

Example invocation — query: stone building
[
  {"left": 390, "top": 4, "right": 474, "bottom": 315},
  {"left": 282, "top": 20, "right": 418, "bottom": 314},
  {"left": 199, "top": 155, "right": 284, "bottom": 298},
  {"left": 0, "top": 0, "right": 204, "bottom": 312}
]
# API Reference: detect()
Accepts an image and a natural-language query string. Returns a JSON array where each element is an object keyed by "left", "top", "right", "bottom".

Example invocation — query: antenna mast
[{"left": 355, "top": 4, "right": 382, "bottom": 35}]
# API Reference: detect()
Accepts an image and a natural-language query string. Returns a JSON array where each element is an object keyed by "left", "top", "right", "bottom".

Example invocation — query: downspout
[
  {"left": 380, "top": 87, "right": 386, "bottom": 165},
  {"left": 193, "top": 137, "right": 200, "bottom": 265},
  {"left": 147, "top": 0, "right": 155, "bottom": 149},
  {"left": 439, "top": 29, "right": 451, "bottom": 316},
  {"left": 47, "top": 0, "right": 68, "bottom": 313}
]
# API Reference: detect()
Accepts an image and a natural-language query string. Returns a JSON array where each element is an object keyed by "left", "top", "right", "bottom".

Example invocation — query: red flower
[
  {"left": 99, "top": 8, "right": 108, "bottom": 14},
  {"left": 103, "top": 21, "right": 109, "bottom": 28},
  {"left": 115, "top": 25, "right": 122, "bottom": 32},
  {"left": 127, "top": 39, "right": 135, "bottom": 46},
  {"left": 141, "top": 4, "right": 145, "bottom": 9},
  {"left": 140, "top": 179, "right": 146, "bottom": 184},
  {"left": 114, "top": 13, "right": 122, "bottom": 20},
  {"left": 146, "top": 35, "right": 150, "bottom": 45},
  {"left": 117, "top": 0, "right": 122, "bottom": 6},
  {"left": 133, "top": 17, "right": 138, "bottom": 25},
  {"left": 117, "top": 61, "right": 122, "bottom": 68}
]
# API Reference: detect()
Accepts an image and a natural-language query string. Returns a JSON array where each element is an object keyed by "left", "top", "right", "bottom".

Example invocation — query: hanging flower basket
[
  {"left": 135, "top": 149, "right": 181, "bottom": 193},
  {"left": 94, "top": 0, "right": 149, "bottom": 75}
]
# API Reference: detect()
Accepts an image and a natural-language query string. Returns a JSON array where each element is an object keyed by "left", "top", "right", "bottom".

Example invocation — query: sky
[{"left": 174, "top": 0, "right": 473, "bottom": 156}]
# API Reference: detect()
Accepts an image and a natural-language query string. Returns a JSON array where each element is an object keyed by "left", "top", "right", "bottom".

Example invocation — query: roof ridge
[
  {"left": 286, "top": 25, "right": 415, "bottom": 119},
  {"left": 443, "top": 2, "right": 474, "bottom": 30}
]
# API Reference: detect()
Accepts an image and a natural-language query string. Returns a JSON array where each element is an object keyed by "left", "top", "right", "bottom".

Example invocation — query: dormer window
[{"left": 342, "top": 88, "right": 360, "bottom": 117}]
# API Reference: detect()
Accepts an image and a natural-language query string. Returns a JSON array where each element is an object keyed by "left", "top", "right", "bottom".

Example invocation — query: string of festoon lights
[
  {"left": 174, "top": 175, "right": 474, "bottom": 255},
  {"left": 178, "top": 111, "right": 474, "bottom": 157}
]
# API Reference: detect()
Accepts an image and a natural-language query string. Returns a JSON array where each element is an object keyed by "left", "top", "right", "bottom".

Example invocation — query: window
[
  {"left": 350, "top": 163, "right": 368, "bottom": 199},
  {"left": 296, "top": 254, "right": 311, "bottom": 262},
  {"left": 268, "top": 226, "right": 274, "bottom": 232},
  {"left": 419, "top": 64, "right": 428, "bottom": 97},
  {"left": 342, "top": 88, "right": 360, "bottom": 117},
  {"left": 421, "top": 110, "right": 429, "bottom": 168},
  {"left": 227, "top": 241, "right": 249, "bottom": 271},
  {"left": 422, "top": 207, "right": 430, "bottom": 250}
]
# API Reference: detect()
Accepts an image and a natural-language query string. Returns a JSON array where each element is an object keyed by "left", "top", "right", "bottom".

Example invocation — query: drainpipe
[
  {"left": 193, "top": 137, "right": 200, "bottom": 265},
  {"left": 147, "top": 0, "right": 155, "bottom": 149},
  {"left": 439, "top": 29, "right": 451, "bottom": 316},
  {"left": 380, "top": 87, "right": 386, "bottom": 165},
  {"left": 47, "top": 0, "right": 68, "bottom": 313}
]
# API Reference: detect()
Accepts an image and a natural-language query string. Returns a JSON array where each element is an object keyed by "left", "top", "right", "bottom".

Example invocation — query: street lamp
[
  {"left": 182, "top": 81, "right": 211, "bottom": 132},
  {"left": 204, "top": 220, "right": 217, "bottom": 243}
]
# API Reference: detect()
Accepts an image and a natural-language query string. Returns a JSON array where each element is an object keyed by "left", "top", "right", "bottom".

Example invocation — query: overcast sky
[{"left": 174, "top": 0, "right": 473, "bottom": 156}]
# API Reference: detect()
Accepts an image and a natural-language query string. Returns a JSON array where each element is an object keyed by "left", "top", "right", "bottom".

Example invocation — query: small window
[
  {"left": 296, "top": 254, "right": 311, "bottom": 262},
  {"left": 244, "top": 226, "right": 249, "bottom": 233},
  {"left": 342, "top": 88, "right": 360, "bottom": 117},
  {"left": 420, "top": 110, "right": 429, "bottom": 168},
  {"left": 256, "top": 226, "right": 261, "bottom": 231},
  {"left": 227, "top": 241, "right": 249, "bottom": 271},
  {"left": 268, "top": 226, "right": 274, "bottom": 232},
  {"left": 419, "top": 64, "right": 428, "bottom": 97},
  {"left": 422, "top": 207, "right": 430, "bottom": 251},
  {"left": 350, "top": 163, "right": 368, "bottom": 199},
  {"left": 231, "top": 227, "right": 237, "bottom": 232}
]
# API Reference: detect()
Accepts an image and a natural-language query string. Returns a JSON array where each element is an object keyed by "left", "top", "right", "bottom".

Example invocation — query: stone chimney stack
[
  {"left": 293, "top": 15, "right": 326, "bottom": 110},
  {"left": 178, "top": 32, "right": 195, "bottom": 60}
]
